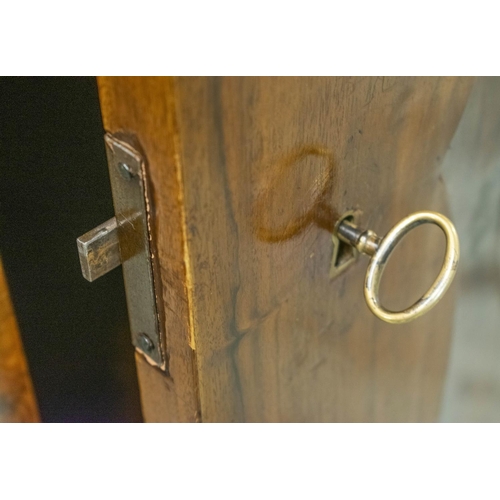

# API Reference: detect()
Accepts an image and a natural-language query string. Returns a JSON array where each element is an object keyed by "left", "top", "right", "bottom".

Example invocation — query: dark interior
[{"left": 0, "top": 76, "right": 142, "bottom": 422}]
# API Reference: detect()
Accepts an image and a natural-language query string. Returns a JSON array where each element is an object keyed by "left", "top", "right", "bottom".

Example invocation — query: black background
[{"left": 0, "top": 77, "right": 142, "bottom": 422}]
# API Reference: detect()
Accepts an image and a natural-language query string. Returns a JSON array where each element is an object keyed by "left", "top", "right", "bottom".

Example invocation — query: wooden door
[{"left": 97, "top": 77, "right": 473, "bottom": 422}]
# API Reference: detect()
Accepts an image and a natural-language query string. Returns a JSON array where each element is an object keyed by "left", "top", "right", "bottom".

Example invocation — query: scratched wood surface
[
  {"left": 98, "top": 77, "right": 473, "bottom": 422},
  {"left": 0, "top": 258, "right": 39, "bottom": 423},
  {"left": 98, "top": 77, "right": 200, "bottom": 422}
]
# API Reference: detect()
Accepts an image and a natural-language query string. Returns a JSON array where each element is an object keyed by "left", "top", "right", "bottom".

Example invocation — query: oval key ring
[{"left": 336, "top": 211, "right": 460, "bottom": 324}]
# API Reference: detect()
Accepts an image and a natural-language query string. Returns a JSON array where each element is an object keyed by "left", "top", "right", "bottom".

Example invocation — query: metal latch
[{"left": 76, "top": 134, "right": 164, "bottom": 369}]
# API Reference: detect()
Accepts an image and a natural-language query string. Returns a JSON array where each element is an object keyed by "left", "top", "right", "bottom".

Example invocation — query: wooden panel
[
  {"left": 175, "top": 77, "right": 473, "bottom": 422},
  {"left": 0, "top": 258, "right": 39, "bottom": 423},
  {"left": 98, "top": 77, "right": 200, "bottom": 422},
  {"left": 98, "top": 77, "right": 473, "bottom": 422}
]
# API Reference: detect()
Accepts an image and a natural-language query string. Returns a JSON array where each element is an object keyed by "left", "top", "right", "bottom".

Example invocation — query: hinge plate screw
[
  {"left": 118, "top": 162, "right": 134, "bottom": 180},
  {"left": 138, "top": 333, "right": 154, "bottom": 353}
]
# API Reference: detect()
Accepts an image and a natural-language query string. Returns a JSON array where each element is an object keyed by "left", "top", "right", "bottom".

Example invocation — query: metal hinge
[{"left": 77, "top": 134, "right": 164, "bottom": 369}]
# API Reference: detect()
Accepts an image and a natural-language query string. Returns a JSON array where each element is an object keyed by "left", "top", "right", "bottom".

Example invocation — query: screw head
[
  {"left": 118, "top": 162, "right": 135, "bottom": 180},
  {"left": 138, "top": 333, "right": 154, "bottom": 353}
]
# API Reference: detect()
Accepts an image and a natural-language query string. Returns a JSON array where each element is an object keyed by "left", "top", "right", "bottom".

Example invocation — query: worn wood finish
[
  {"left": 0, "top": 259, "right": 39, "bottom": 423},
  {"left": 98, "top": 77, "right": 473, "bottom": 422},
  {"left": 98, "top": 77, "right": 200, "bottom": 422}
]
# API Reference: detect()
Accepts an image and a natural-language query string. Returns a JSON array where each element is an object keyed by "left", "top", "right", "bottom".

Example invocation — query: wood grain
[
  {"left": 98, "top": 77, "right": 200, "bottom": 422},
  {"left": 98, "top": 77, "right": 473, "bottom": 422},
  {"left": 0, "top": 258, "right": 39, "bottom": 422}
]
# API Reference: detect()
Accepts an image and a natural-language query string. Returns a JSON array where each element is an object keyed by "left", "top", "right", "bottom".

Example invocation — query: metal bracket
[{"left": 77, "top": 134, "right": 164, "bottom": 369}]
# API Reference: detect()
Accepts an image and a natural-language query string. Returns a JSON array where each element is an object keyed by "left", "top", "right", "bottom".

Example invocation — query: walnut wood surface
[
  {"left": 98, "top": 77, "right": 473, "bottom": 422},
  {"left": 0, "top": 258, "right": 39, "bottom": 423},
  {"left": 98, "top": 77, "right": 200, "bottom": 422}
]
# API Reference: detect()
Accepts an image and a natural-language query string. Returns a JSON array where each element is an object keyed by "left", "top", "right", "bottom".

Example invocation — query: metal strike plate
[
  {"left": 76, "top": 135, "right": 164, "bottom": 367},
  {"left": 104, "top": 134, "right": 165, "bottom": 369},
  {"left": 104, "top": 134, "right": 164, "bottom": 368}
]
